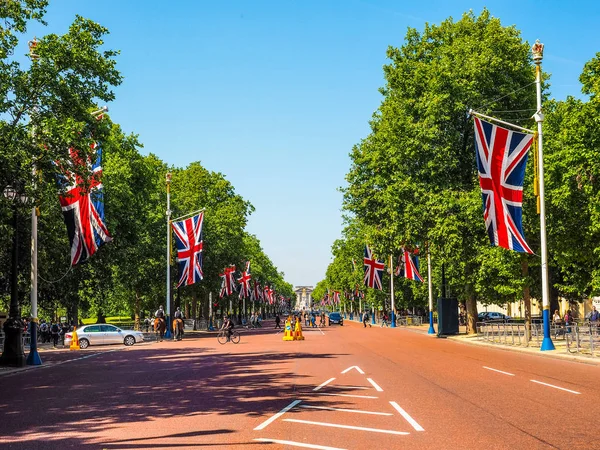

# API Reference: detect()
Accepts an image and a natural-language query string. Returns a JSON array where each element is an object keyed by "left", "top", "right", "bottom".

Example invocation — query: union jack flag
[
  {"left": 332, "top": 291, "right": 340, "bottom": 304},
  {"left": 400, "top": 248, "right": 423, "bottom": 282},
  {"left": 251, "top": 280, "right": 262, "bottom": 302},
  {"left": 219, "top": 265, "right": 236, "bottom": 297},
  {"left": 172, "top": 212, "right": 204, "bottom": 288},
  {"left": 58, "top": 142, "right": 112, "bottom": 265},
  {"left": 238, "top": 261, "right": 251, "bottom": 298},
  {"left": 474, "top": 117, "right": 533, "bottom": 253},
  {"left": 364, "top": 245, "right": 384, "bottom": 290}
]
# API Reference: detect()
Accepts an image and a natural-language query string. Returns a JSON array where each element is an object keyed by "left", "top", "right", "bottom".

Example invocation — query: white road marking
[
  {"left": 329, "top": 385, "right": 370, "bottom": 390},
  {"left": 316, "top": 392, "right": 378, "bottom": 399},
  {"left": 314, "top": 377, "right": 336, "bottom": 391},
  {"left": 284, "top": 419, "right": 409, "bottom": 435},
  {"left": 389, "top": 401, "right": 425, "bottom": 432},
  {"left": 300, "top": 405, "right": 393, "bottom": 416},
  {"left": 530, "top": 380, "right": 581, "bottom": 395},
  {"left": 254, "top": 438, "right": 347, "bottom": 450},
  {"left": 341, "top": 365, "right": 364, "bottom": 374},
  {"left": 483, "top": 366, "right": 515, "bottom": 376},
  {"left": 317, "top": 326, "right": 325, "bottom": 335},
  {"left": 254, "top": 399, "right": 302, "bottom": 430},
  {"left": 367, "top": 378, "right": 383, "bottom": 392}
]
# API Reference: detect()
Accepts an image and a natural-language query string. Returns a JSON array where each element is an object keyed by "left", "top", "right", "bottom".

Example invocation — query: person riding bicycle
[{"left": 221, "top": 315, "right": 234, "bottom": 341}]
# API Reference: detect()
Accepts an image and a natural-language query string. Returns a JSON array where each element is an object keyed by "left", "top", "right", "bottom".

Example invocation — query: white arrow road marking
[
  {"left": 316, "top": 392, "right": 378, "bottom": 399},
  {"left": 254, "top": 438, "right": 347, "bottom": 450},
  {"left": 390, "top": 401, "right": 424, "bottom": 432},
  {"left": 283, "top": 419, "right": 409, "bottom": 435},
  {"left": 300, "top": 405, "right": 393, "bottom": 416},
  {"left": 483, "top": 366, "right": 515, "bottom": 376},
  {"left": 530, "top": 380, "right": 581, "bottom": 395},
  {"left": 314, "top": 377, "right": 336, "bottom": 391},
  {"left": 341, "top": 365, "right": 364, "bottom": 374},
  {"left": 367, "top": 378, "right": 383, "bottom": 392},
  {"left": 254, "top": 399, "right": 301, "bottom": 430}
]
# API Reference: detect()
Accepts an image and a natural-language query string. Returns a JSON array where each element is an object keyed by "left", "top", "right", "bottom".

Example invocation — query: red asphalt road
[{"left": 0, "top": 320, "right": 599, "bottom": 450}]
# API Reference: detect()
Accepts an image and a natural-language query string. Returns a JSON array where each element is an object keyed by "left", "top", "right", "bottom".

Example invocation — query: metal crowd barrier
[
  {"left": 396, "top": 316, "right": 423, "bottom": 327},
  {"left": 566, "top": 323, "right": 600, "bottom": 356}
]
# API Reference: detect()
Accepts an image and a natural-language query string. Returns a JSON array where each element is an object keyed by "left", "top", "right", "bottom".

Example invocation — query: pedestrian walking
[
  {"left": 275, "top": 314, "right": 281, "bottom": 329},
  {"left": 381, "top": 312, "right": 389, "bottom": 327},
  {"left": 50, "top": 322, "right": 60, "bottom": 348},
  {"left": 363, "top": 312, "right": 371, "bottom": 328}
]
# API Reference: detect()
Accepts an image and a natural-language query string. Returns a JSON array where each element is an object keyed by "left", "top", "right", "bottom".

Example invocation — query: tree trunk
[
  {"left": 134, "top": 291, "right": 141, "bottom": 331},
  {"left": 522, "top": 257, "right": 531, "bottom": 344},
  {"left": 466, "top": 295, "right": 478, "bottom": 335},
  {"left": 192, "top": 290, "right": 198, "bottom": 330}
]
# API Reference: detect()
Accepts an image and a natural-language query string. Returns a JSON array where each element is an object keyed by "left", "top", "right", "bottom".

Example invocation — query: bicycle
[{"left": 217, "top": 329, "right": 240, "bottom": 344}]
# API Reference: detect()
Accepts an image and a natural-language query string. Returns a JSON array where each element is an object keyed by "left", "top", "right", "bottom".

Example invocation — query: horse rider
[
  {"left": 155, "top": 305, "right": 165, "bottom": 319},
  {"left": 173, "top": 307, "right": 184, "bottom": 341}
]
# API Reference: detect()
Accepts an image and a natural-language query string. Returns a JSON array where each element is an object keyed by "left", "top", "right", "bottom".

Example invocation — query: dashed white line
[
  {"left": 329, "top": 385, "right": 370, "bottom": 390},
  {"left": 284, "top": 419, "right": 409, "bottom": 435},
  {"left": 254, "top": 399, "right": 301, "bottom": 430},
  {"left": 483, "top": 366, "right": 515, "bottom": 376},
  {"left": 389, "top": 401, "right": 424, "bottom": 432},
  {"left": 315, "top": 392, "right": 378, "bottom": 399},
  {"left": 314, "top": 377, "right": 336, "bottom": 391},
  {"left": 341, "top": 365, "right": 364, "bottom": 374},
  {"left": 367, "top": 378, "right": 383, "bottom": 392},
  {"left": 300, "top": 405, "right": 393, "bottom": 416},
  {"left": 254, "top": 438, "right": 347, "bottom": 450},
  {"left": 530, "top": 380, "right": 581, "bottom": 395}
]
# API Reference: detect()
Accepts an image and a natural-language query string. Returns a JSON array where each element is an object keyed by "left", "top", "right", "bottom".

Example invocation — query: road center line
[
  {"left": 314, "top": 377, "right": 336, "bottom": 391},
  {"left": 390, "top": 401, "right": 425, "bottom": 432},
  {"left": 283, "top": 419, "right": 409, "bottom": 435},
  {"left": 341, "top": 365, "right": 364, "bottom": 374},
  {"left": 300, "top": 405, "right": 393, "bottom": 416},
  {"left": 483, "top": 366, "right": 515, "bottom": 376},
  {"left": 254, "top": 399, "right": 302, "bottom": 430},
  {"left": 329, "top": 385, "right": 370, "bottom": 390},
  {"left": 367, "top": 378, "right": 383, "bottom": 392},
  {"left": 315, "top": 392, "right": 378, "bottom": 399},
  {"left": 530, "top": 380, "right": 581, "bottom": 395},
  {"left": 254, "top": 438, "right": 347, "bottom": 450}
]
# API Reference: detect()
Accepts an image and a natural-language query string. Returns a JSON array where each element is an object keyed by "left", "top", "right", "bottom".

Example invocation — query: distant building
[{"left": 293, "top": 286, "right": 314, "bottom": 310}]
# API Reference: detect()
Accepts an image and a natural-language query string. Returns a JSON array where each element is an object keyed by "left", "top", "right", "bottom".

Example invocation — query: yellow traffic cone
[
  {"left": 294, "top": 318, "right": 304, "bottom": 340},
  {"left": 70, "top": 327, "right": 80, "bottom": 351},
  {"left": 283, "top": 317, "right": 294, "bottom": 341}
]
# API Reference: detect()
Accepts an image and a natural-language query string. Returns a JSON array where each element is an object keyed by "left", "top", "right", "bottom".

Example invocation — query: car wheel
[
  {"left": 124, "top": 335, "right": 136, "bottom": 346},
  {"left": 79, "top": 338, "right": 89, "bottom": 349}
]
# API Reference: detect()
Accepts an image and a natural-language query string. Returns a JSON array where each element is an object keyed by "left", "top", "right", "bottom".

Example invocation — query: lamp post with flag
[
  {"left": 165, "top": 172, "right": 172, "bottom": 339},
  {"left": 389, "top": 255, "right": 396, "bottom": 327},
  {"left": 532, "top": 40, "right": 555, "bottom": 351},
  {"left": 427, "top": 243, "right": 435, "bottom": 334}
]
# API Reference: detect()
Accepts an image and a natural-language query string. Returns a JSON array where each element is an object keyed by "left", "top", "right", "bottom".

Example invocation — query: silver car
[{"left": 64, "top": 324, "right": 144, "bottom": 349}]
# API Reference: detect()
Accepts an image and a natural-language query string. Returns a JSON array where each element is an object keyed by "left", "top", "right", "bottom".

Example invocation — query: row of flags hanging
[{"left": 363, "top": 245, "right": 423, "bottom": 291}]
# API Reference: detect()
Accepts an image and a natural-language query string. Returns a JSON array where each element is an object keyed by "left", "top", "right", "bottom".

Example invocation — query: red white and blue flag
[
  {"left": 401, "top": 248, "right": 423, "bottom": 282},
  {"left": 238, "top": 261, "right": 251, "bottom": 298},
  {"left": 251, "top": 280, "right": 262, "bottom": 302},
  {"left": 172, "top": 211, "right": 204, "bottom": 288},
  {"left": 58, "top": 142, "right": 112, "bottom": 266},
  {"left": 332, "top": 291, "right": 341, "bottom": 304},
  {"left": 219, "top": 265, "right": 236, "bottom": 297},
  {"left": 364, "top": 245, "right": 384, "bottom": 290},
  {"left": 474, "top": 117, "right": 533, "bottom": 253}
]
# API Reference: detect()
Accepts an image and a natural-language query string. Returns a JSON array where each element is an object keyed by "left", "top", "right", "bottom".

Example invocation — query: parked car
[
  {"left": 479, "top": 312, "right": 511, "bottom": 322},
  {"left": 64, "top": 324, "right": 144, "bottom": 349},
  {"left": 328, "top": 312, "right": 344, "bottom": 325}
]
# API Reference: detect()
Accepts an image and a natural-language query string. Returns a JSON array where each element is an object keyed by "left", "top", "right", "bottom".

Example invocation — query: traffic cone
[
  {"left": 294, "top": 318, "right": 304, "bottom": 340},
  {"left": 70, "top": 327, "right": 80, "bottom": 351},
  {"left": 283, "top": 317, "right": 294, "bottom": 341}
]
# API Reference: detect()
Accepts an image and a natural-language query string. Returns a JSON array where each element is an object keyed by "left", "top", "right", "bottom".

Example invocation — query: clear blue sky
[{"left": 26, "top": 1, "right": 600, "bottom": 287}]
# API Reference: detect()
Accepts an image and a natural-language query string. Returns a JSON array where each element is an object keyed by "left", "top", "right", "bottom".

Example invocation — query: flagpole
[
  {"left": 427, "top": 245, "right": 435, "bottom": 334},
  {"left": 390, "top": 255, "right": 396, "bottom": 327},
  {"left": 532, "top": 40, "right": 554, "bottom": 351},
  {"left": 165, "top": 173, "right": 172, "bottom": 339}
]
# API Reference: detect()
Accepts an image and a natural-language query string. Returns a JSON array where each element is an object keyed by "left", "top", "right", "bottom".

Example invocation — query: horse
[
  {"left": 154, "top": 317, "right": 166, "bottom": 341},
  {"left": 173, "top": 318, "right": 184, "bottom": 341}
]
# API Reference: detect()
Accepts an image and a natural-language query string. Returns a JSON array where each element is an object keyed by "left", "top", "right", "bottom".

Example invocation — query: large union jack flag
[
  {"left": 364, "top": 245, "right": 384, "bottom": 290},
  {"left": 238, "top": 261, "right": 251, "bottom": 298},
  {"left": 400, "top": 248, "right": 423, "bottom": 282},
  {"left": 58, "top": 142, "right": 112, "bottom": 265},
  {"left": 172, "top": 211, "right": 204, "bottom": 288},
  {"left": 474, "top": 117, "right": 533, "bottom": 253}
]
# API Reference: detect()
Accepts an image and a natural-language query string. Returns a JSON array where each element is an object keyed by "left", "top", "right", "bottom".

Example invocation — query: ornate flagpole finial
[
  {"left": 166, "top": 172, "right": 172, "bottom": 184},
  {"left": 532, "top": 39, "right": 544, "bottom": 63}
]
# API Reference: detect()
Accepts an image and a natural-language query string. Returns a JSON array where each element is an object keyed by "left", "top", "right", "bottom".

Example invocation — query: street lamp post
[
  {"left": 0, "top": 186, "right": 28, "bottom": 367},
  {"left": 165, "top": 172, "right": 172, "bottom": 339}
]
